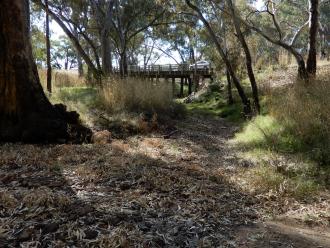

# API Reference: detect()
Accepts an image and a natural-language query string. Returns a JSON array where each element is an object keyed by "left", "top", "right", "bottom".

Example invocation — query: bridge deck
[{"left": 113, "top": 64, "right": 214, "bottom": 78}]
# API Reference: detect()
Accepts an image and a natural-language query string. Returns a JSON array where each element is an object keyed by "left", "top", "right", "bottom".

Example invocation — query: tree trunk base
[{"left": 0, "top": 104, "right": 92, "bottom": 144}]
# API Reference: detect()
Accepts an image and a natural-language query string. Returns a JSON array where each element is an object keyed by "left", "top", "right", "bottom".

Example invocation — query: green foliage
[
  {"left": 31, "top": 26, "right": 46, "bottom": 66},
  {"left": 185, "top": 89, "right": 244, "bottom": 123},
  {"left": 51, "top": 36, "right": 78, "bottom": 70},
  {"left": 232, "top": 70, "right": 330, "bottom": 167},
  {"left": 271, "top": 77, "right": 330, "bottom": 166}
]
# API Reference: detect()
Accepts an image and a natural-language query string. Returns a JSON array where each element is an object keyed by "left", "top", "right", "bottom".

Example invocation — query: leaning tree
[{"left": 0, "top": 0, "right": 89, "bottom": 143}]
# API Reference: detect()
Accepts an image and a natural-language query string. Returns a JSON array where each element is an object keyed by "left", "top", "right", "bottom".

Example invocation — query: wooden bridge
[{"left": 113, "top": 64, "right": 214, "bottom": 97}]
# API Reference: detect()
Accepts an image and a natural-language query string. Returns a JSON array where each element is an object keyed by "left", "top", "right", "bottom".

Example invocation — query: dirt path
[{"left": 0, "top": 116, "right": 329, "bottom": 247}]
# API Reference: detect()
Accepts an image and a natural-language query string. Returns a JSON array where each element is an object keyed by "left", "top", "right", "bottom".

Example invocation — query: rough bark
[
  {"left": 119, "top": 48, "right": 128, "bottom": 77},
  {"left": 226, "top": 70, "right": 234, "bottom": 105},
  {"left": 45, "top": 0, "right": 52, "bottom": 93},
  {"left": 306, "top": 0, "right": 319, "bottom": 75},
  {"left": 101, "top": 30, "right": 112, "bottom": 75},
  {"left": 0, "top": 0, "right": 91, "bottom": 143}
]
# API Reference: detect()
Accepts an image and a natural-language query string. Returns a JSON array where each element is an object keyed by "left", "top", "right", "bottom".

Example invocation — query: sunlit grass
[
  {"left": 39, "top": 69, "right": 86, "bottom": 90},
  {"left": 231, "top": 68, "right": 330, "bottom": 200},
  {"left": 241, "top": 163, "right": 320, "bottom": 200},
  {"left": 101, "top": 76, "right": 174, "bottom": 113}
]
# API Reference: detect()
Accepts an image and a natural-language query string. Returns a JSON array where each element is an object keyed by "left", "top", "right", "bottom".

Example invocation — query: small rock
[
  {"left": 84, "top": 229, "right": 98, "bottom": 239},
  {"left": 91, "top": 130, "right": 111, "bottom": 144},
  {"left": 1, "top": 174, "right": 16, "bottom": 184},
  {"left": 76, "top": 205, "right": 94, "bottom": 216},
  {"left": 119, "top": 182, "right": 132, "bottom": 190},
  {"left": 15, "top": 228, "right": 33, "bottom": 242},
  {"left": 41, "top": 223, "right": 59, "bottom": 234}
]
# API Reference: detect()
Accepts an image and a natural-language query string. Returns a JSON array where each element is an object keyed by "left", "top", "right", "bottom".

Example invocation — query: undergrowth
[
  {"left": 47, "top": 76, "right": 185, "bottom": 137},
  {"left": 101, "top": 76, "right": 181, "bottom": 114},
  {"left": 185, "top": 84, "right": 243, "bottom": 123},
  {"left": 231, "top": 70, "right": 330, "bottom": 200},
  {"left": 39, "top": 69, "right": 86, "bottom": 89}
]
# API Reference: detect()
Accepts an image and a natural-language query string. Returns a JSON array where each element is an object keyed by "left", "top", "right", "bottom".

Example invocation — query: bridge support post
[
  {"left": 188, "top": 77, "right": 192, "bottom": 95},
  {"left": 172, "top": 78, "right": 176, "bottom": 97},
  {"left": 180, "top": 77, "right": 184, "bottom": 97},
  {"left": 194, "top": 75, "right": 200, "bottom": 92}
]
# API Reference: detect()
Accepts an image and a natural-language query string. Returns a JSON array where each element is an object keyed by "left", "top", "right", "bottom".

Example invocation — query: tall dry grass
[
  {"left": 101, "top": 77, "right": 174, "bottom": 113},
  {"left": 232, "top": 69, "right": 330, "bottom": 199},
  {"left": 234, "top": 67, "right": 330, "bottom": 166},
  {"left": 38, "top": 69, "right": 86, "bottom": 90},
  {"left": 270, "top": 74, "right": 330, "bottom": 165}
]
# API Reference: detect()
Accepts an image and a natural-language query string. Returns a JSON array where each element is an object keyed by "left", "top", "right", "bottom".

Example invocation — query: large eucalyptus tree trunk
[{"left": 0, "top": 0, "right": 89, "bottom": 142}]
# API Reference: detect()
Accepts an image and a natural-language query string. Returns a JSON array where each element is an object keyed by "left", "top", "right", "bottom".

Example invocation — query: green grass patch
[
  {"left": 244, "top": 163, "right": 320, "bottom": 200},
  {"left": 185, "top": 90, "right": 244, "bottom": 123},
  {"left": 51, "top": 87, "right": 101, "bottom": 108},
  {"left": 50, "top": 87, "right": 104, "bottom": 126},
  {"left": 230, "top": 68, "right": 330, "bottom": 200}
]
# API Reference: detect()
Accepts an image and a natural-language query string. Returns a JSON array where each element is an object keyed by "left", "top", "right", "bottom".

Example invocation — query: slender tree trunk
[
  {"left": 0, "top": 0, "right": 90, "bottom": 142},
  {"left": 226, "top": 70, "right": 234, "bottom": 105},
  {"left": 185, "top": 0, "right": 251, "bottom": 115},
  {"left": 71, "top": 10, "right": 84, "bottom": 77},
  {"left": 77, "top": 52, "right": 84, "bottom": 77},
  {"left": 34, "top": 0, "right": 100, "bottom": 79},
  {"left": 73, "top": 27, "right": 84, "bottom": 77},
  {"left": 227, "top": 0, "right": 260, "bottom": 113},
  {"left": 180, "top": 77, "right": 184, "bottom": 97},
  {"left": 45, "top": 0, "right": 52, "bottom": 93},
  {"left": 101, "top": 30, "right": 112, "bottom": 75},
  {"left": 306, "top": 0, "right": 319, "bottom": 75},
  {"left": 120, "top": 48, "right": 128, "bottom": 77},
  {"left": 294, "top": 52, "right": 309, "bottom": 80}
]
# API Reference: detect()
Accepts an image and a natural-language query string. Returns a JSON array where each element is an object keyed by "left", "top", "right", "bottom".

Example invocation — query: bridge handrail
[{"left": 113, "top": 63, "right": 213, "bottom": 74}]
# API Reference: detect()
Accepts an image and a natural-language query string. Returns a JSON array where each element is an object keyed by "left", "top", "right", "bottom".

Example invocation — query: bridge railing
[{"left": 113, "top": 64, "right": 213, "bottom": 76}]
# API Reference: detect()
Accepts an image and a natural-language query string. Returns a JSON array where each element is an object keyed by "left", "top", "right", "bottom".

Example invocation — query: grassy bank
[
  {"left": 184, "top": 65, "right": 330, "bottom": 200},
  {"left": 231, "top": 68, "right": 330, "bottom": 200}
]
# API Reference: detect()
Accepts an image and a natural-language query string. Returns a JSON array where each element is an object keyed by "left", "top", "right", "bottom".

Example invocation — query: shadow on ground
[{"left": 0, "top": 116, "right": 329, "bottom": 247}]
